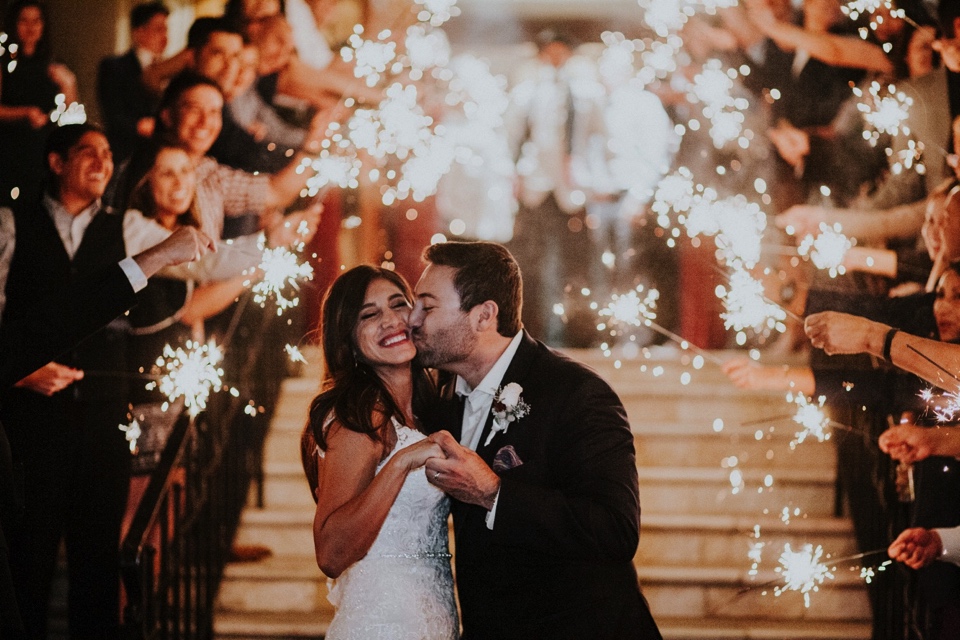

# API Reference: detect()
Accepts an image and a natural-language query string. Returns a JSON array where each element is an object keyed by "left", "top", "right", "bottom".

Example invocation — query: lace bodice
[{"left": 323, "top": 420, "right": 458, "bottom": 640}]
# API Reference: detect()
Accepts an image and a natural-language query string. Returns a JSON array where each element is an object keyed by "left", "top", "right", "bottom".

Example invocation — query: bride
[{"left": 301, "top": 265, "right": 458, "bottom": 639}]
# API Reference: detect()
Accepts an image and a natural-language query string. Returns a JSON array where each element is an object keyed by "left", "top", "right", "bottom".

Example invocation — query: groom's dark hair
[{"left": 423, "top": 241, "right": 523, "bottom": 337}]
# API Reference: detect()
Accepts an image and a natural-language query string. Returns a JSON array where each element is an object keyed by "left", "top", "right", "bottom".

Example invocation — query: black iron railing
[{"left": 119, "top": 294, "right": 298, "bottom": 639}]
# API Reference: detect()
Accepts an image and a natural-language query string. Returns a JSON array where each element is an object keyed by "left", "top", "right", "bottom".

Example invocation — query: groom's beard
[{"left": 412, "top": 315, "right": 477, "bottom": 369}]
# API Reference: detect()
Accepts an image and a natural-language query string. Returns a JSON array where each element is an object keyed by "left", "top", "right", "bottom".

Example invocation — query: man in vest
[{"left": 0, "top": 123, "right": 141, "bottom": 638}]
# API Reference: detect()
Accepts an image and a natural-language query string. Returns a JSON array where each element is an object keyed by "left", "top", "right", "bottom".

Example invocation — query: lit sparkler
[
  {"left": 786, "top": 392, "right": 831, "bottom": 446},
  {"left": 252, "top": 240, "right": 315, "bottom": 316},
  {"left": 119, "top": 418, "right": 142, "bottom": 454},
  {"left": 146, "top": 340, "right": 232, "bottom": 417},
  {"left": 774, "top": 543, "right": 834, "bottom": 608},
  {"left": 341, "top": 27, "right": 397, "bottom": 88},
  {"left": 596, "top": 286, "right": 660, "bottom": 331},
  {"left": 414, "top": 0, "right": 460, "bottom": 27},
  {"left": 853, "top": 81, "right": 912, "bottom": 146},
  {"left": 718, "top": 269, "right": 787, "bottom": 333},
  {"left": 685, "top": 195, "right": 766, "bottom": 268},
  {"left": 50, "top": 93, "right": 86, "bottom": 126},
  {"left": 842, "top": 0, "right": 918, "bottom": 34},
  {"left": 797, "top": 223, "right": 852, "bottom": 278},
  {"left": 285, "top": 344, "right": 309, "bottom": 365}
]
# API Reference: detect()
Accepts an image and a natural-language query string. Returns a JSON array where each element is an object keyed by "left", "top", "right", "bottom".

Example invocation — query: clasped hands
[{"left": 400, "top": 431, "right": 500, "bottom": 510}]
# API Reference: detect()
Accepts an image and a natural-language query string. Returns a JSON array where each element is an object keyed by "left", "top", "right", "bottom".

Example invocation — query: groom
[{"left": 409, "top": 241, "right": 661, "bottom": 639}]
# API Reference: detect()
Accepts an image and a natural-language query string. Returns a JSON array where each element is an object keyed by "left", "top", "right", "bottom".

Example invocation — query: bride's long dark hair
[{"left": 301, "top": 265, "right": 436, "bottom": 498}]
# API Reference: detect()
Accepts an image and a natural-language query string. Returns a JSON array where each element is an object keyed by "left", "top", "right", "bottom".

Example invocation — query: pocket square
[{"left": 492, "top": 445, "right": 523, "bottom": 472}]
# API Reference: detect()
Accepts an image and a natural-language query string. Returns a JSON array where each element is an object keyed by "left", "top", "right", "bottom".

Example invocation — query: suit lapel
[{"left": 475, "top": 331, "right": 539, "bottom": 460}]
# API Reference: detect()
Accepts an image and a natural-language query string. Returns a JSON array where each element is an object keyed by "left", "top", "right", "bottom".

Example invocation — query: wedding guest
[
  {"left": 0, "top": 1, "right": 77, "bottom": 207},
  {"left": 0, "top": 123, "right": 199, "bottom": 638},
  {"left": 113, "top": 72, "right": 328, "bottom": 239},
  {"left": 0, "top": 225, "right": 213, "bottom": 638},
  {"left": 97, "top": 2, "right": 169, "bottom": 165}
]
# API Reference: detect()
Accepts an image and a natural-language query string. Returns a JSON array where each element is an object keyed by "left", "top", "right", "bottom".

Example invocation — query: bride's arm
[{"left": 313, "top": 421, "right": 443, "bottom": 578}]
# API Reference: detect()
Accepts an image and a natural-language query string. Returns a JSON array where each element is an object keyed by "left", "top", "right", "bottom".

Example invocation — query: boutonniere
[{"left": 485, "top": 382, "right": 530, "bottom": 446}]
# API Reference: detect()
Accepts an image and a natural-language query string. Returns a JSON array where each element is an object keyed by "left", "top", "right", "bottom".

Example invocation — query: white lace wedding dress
[{"left": 322, "top": 421, "right": 459, "bottom": 640}]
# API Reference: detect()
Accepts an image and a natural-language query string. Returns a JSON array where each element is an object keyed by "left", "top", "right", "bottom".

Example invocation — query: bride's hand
[{"left": 395, "top": 439, "right": 445, "bottom": 472}]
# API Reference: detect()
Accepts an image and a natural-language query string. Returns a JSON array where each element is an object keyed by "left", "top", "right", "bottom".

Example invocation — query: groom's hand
[{"left": 425, "top": 431, "right": 501, "bottom": 510}]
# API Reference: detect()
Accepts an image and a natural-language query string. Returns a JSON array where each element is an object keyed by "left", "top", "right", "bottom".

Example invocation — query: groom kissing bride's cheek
[{"left": 302, "top": 242, "right": 661, "bottom": 640}]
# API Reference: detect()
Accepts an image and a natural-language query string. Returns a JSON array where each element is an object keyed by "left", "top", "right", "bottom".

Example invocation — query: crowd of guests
[
  {"left": 667, "top": 1, "right": 960, "bottom": 637},
  {"left": 0, "top": 0, "right": 355, "bottom": 636},
  {"left": 2, "top": 0, "right": 960, "bottom": 636}
]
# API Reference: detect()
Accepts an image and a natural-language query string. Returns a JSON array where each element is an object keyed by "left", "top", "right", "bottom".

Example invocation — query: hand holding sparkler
[
  {"left": 804, "top": 311, "right": 887, "bottom": 357},
  {"left": 133, "top": 226, "right": 216, "bottom": 278},
  {"left": 265, "top": 203, "right": 323, "bottom": 248},
  {"left": 722, "top": 357, "right": 815, "bottom": 394},
  {"left": 880, "top": 423, "right": 960, "bottom": 463},
  {"left": 888, "top": 527, "right": 943, "bottom": 569},
  {"left": 776, "top": 204, "right": 828, "bottom": 239},
  {"left": 14, "top": 361, "right": 83, "bottom": 396}
]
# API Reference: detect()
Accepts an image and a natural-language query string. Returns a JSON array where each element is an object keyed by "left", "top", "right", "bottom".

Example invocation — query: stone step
[
  {"left": 214, "top": 611, "right": 871, "bottom": 640},
  {"left": 642, "top": 566, "right": 871, "bottom": 623},
  {"left": 261, "top": 421, "right": 838, "bottom": 473},
  {"left": 256, "top": 459, "right": 836, "bottom": 517},
  {"left": 216, "top": 555, "right": 869, "bottom": 623},
  {"left": 233, "top": 505, "right": 856, "bottom": 572}
]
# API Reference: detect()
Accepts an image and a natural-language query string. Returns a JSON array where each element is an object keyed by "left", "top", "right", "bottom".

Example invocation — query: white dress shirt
[
  {"left": 936, "top": 526, "right": 960, "bottom": 567},
  {"left": 454, "top": 331, "right": 523, "bottom": 528}
]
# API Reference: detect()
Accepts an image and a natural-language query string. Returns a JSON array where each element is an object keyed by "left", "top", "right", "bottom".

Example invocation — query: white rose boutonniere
[{"left": 485, "top": 382, "right": 530, "bottom": 446}]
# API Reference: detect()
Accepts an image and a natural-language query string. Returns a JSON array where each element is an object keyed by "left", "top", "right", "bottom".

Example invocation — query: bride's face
[{"left": 354, "top": 278, "right": 417, "bottom": 369}]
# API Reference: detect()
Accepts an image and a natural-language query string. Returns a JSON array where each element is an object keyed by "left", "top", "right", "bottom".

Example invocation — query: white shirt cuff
[
  {"left": 118, "top": 257, "right": 148, "bottom": 293},
  {"left": 484, "top": 487, "right": 501, "bottom": 530},
  {"left": 936, "top": 527, "right": 960, "bottom": 567}
]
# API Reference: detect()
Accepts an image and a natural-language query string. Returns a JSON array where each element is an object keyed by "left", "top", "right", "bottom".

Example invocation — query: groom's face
[{"left": 410, "top": 264, "right": 477, "bottom": 368}]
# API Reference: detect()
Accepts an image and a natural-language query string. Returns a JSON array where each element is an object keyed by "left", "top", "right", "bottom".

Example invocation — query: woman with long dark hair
[
  {"left": 301, "top": 265, "right": 458, "bottom": 639},
  {"left": 0, "top": 0, "right": 78, "bottom": 206}
]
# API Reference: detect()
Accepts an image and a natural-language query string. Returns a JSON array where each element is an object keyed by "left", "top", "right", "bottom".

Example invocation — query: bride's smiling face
[{"left": 354, "top": 278, "right": 417, "bottom": 369}]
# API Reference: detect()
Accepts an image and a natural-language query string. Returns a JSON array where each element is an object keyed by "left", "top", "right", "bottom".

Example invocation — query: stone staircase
[{"left": 214, "top": 347, "right": 873, "bottom": 639}]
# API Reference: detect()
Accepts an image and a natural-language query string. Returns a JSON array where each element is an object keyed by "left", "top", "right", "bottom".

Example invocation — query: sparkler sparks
[
  {"left": 146, "top": 341, "right": 230, "bottom": 417},
  {"left": 252, "top": 241, "right": 314, "bottom": 315},
  {"left": 797, "top": 223, "right": 852, "bottom": 278},
  {"left": 341, "top": 27, "right": 397, "bottom": 88},
  {"left": 774, "top": 543, "right": 834, "bottom": 608},
  {"left": 119, "top": 418, "right": 142, "bottom": 454},
  {"left": 718, "top": 269, "right": 787, "bottom": 333},
  {"left": 596, "top": 286, "right": 660, "bottom": 332},
  {"left": 786, "top": 392, "right": 832, "bottom": 446},
  {"left": 50, "top": 93, "right": 86, "bottom": 126},
  {"left": 853, "top": 81, "right": 912, "bottom": 146},
  {"left": 414, "top": 0, "right": 460, "bottom": 27},
  {"left": 285, "top": 344, "right": 308, "bottom": 365}
]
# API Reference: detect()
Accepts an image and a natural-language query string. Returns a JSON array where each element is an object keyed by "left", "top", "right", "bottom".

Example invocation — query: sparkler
[
  {"left": 797, "top": 223, "right": 852, "bottom": 278},
  {"left": 119, "top": 418, "right": 142, "bottom": 454},
  {"left": 718, "top": 269, "right": 788, "bottom": 333},
  {"left": 786, "top": 392, "right": 831, "bottom": 447},
  {"left": 853, "top": 81, "right": 912, "bottom": 146},
  {"left": 50, "top": 93, "right": 86, "bottom": 126},
  {"left": 774, "top": 543, "right": 834, "bottom": 608},
  {"left": 685, "top": 195, "right": 766, "bottom": 268},
  {"left": 252, "top": 240, "right": 315, "bottom": 316},
  {"left": 597, "top": 286, "right": 660, "bottom": 330},
  {"left": 285, "top": 344, "right": 309, "bottom": 365},
  {"left": 414, "top": 0, "right": 460, "bottom": 27},
  {"left": 842, "top": 0, "right": 921, "bottom": 32},
  {"left": 686, "top": 59, "right": 752, "bottom": 150},
  {"left": 146, "top": 340, "right": 235, "bottom": 417},
  {"left": 341, "top": 26, "right": 397, "bottom": 88}
]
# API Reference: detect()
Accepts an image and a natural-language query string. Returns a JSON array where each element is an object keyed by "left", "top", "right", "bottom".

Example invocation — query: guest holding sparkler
[
  {"left": 113, "top": 72, "right": 330, "bottom": 240},
  {"left": 0, "top": 1, "right": 77, "bottom": 207}
]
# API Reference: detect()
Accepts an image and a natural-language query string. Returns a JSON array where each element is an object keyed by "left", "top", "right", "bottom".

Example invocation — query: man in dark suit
[
  {"left": 0, "top": 226, "right": 213, "bottom": 638},
  {"left": 97, "top": 2, "right": 169, "bottom": 164},
  {"left": 409, "top": 241, "right": 661, "bottom": 639}
]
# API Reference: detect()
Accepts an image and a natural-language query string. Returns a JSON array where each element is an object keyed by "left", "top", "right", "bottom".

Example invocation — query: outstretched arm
[{"left": 805, "top": 311, "right": 960, "bottom": 394}]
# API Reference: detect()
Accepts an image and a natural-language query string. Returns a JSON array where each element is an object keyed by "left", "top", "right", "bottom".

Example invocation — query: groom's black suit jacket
[{"left": 428, "top": 332, "right": 661, "bottom": 639}]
